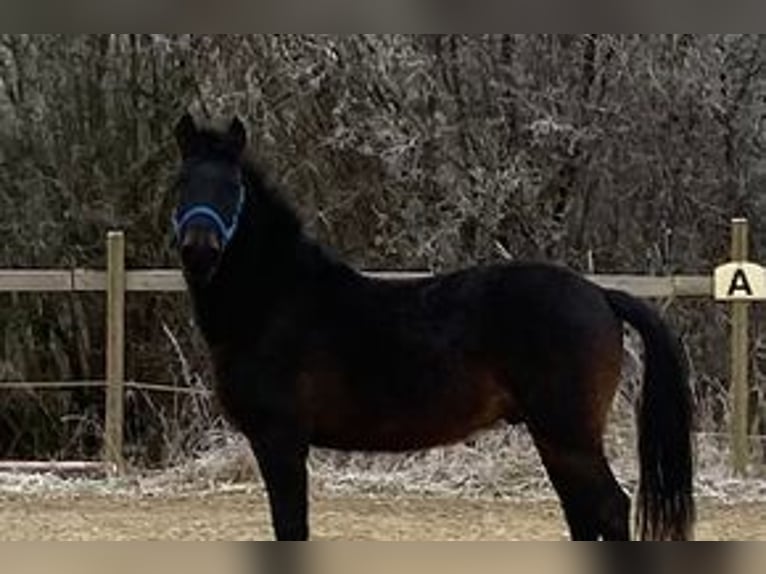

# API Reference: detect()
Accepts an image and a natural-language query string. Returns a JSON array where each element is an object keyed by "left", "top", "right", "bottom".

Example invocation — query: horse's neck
[{"left": 188, "top": 198, "right": 345, "bottom": 346}]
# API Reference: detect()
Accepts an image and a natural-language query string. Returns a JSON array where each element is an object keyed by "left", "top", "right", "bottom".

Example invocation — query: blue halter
[{"left": 173, "top": 184, "right": 246, "bottom": 248}]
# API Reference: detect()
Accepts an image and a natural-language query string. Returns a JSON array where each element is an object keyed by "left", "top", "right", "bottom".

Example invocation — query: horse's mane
[
  {"left": 240, "top": 151, "right": 302, "bottom": 236},
  {"left": 236, "top": 148, "right": 354, "bottom": 282}
]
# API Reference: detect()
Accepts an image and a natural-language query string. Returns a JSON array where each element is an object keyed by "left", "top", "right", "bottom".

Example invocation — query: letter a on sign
[
  {"left": 728, "top": 269, "right": 753, "bottom": 297},
  {"left": 714, "top": 262, "right": 766, "bottom": 301}
]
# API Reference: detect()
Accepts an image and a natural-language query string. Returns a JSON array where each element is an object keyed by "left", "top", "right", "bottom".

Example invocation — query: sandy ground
[{"left": 0, "top": 491, "right": 763, "bottom": 541}]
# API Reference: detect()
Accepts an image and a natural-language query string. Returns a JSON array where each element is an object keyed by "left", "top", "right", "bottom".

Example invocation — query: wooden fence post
[
  {"left": 104, "top": 231, "right": 126, "bottom": 474},
  {"left": 730, "top": 218, "right": 750, "bottom": 476}
]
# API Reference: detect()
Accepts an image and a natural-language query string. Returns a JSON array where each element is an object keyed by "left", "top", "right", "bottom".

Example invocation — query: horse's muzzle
[{"left": 180, "top": 224, "right": 222, "bottom": 283}]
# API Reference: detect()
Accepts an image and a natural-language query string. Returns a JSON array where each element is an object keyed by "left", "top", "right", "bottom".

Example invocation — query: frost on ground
[{"left": 1, "top": 424, "right": 765, "bottom": 505}]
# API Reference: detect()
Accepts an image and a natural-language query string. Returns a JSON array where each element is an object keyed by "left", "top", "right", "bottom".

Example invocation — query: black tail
[{"left": 605, "top": 289, "right": 695, "bottom": 541}]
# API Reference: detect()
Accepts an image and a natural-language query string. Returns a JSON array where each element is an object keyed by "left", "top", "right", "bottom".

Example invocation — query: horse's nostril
[
  {"left": 181, "top": 226, "right": 221, "bottom": 252},
  {"left": 209, "top": 233, "right": 221, "bottom": 252}
]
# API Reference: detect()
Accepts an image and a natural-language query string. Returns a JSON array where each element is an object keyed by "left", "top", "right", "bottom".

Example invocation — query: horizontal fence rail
[
  {"left": 0, "top": 380, "right": 211, "bottom": 395},
  {"left": 0, "top": 268, "right": 713, "bottom": 297},
  {"left": 0, "top": 461, "right": 115, "bottom": 476}
]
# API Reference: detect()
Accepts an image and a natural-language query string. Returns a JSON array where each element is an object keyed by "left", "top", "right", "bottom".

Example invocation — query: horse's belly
[
  {"left": 311, "top": 421, "right": 498, "bottom": 452},
  {"left": 300, "top": 360, "right": 521, "bottom": 451},
  {"left": 309, "top": 392, "right": 518, "bottom": 452}
]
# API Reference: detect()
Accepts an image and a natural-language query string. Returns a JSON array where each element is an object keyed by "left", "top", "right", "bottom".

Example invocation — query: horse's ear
[
  {"left": 226, "top": 117, "right": 247, "bottom": 156},
  {"left": 174, "top": 113, "right": 198, "bottom": 158}
]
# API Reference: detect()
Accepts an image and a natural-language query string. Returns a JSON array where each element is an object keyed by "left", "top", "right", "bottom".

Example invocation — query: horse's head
[{"left": 172, "top": 113, "right": 248, "bottom": 285}]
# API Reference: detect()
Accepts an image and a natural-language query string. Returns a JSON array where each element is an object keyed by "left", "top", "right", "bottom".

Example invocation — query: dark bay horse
[{"left": 171, "top": 113, "right": 695, "bottom": 541}]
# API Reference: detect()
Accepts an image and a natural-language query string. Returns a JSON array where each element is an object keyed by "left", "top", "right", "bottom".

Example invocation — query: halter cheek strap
[{"left": 173, "top": 185, "right": 245, "bottom": 248}]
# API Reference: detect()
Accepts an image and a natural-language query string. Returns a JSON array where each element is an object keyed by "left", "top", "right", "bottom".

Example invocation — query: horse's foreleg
[{"left": 247, "top": 430, "right": 309, "bottom": 541}]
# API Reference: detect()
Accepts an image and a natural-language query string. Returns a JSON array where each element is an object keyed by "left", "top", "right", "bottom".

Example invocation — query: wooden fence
[{"left": 0, "top": 229, "right": 755, "bottom": 477}]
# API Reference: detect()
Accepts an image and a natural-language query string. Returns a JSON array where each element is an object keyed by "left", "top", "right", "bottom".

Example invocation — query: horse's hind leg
[
  {"left": 594, "top": 459, "right": 630, "bottom": 541},
  {"left": 532, "top": 436, "right": 629, "bottom": 541}
]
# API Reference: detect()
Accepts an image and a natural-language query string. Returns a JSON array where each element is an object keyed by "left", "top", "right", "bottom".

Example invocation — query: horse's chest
[{"left": 210, "top": 355, "right": 290, "bottom": 431}]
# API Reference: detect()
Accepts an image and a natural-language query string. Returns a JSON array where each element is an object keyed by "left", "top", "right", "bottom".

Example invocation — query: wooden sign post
[{"left": 714, "top": 219, "right": 764, "bottom": 476}]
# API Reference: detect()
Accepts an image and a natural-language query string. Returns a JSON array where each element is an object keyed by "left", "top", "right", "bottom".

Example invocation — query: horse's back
[{"left": 353, "top": 262, "right": 620, "bottom": 355}]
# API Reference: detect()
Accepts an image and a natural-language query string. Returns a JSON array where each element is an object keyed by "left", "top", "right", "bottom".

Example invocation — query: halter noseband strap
[{"left": 173, "top": 184, "right": 246, "bottom": 248}]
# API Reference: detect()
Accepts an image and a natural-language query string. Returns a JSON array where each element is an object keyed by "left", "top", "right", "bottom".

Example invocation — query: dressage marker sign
[{"left": 714, "top": 262, "right": 766, "bottom": 302}]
